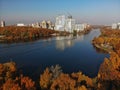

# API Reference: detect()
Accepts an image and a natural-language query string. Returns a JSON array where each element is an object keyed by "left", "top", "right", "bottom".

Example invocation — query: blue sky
[{"left": 0, "top": 0, "right": 120, "bottom": 25}]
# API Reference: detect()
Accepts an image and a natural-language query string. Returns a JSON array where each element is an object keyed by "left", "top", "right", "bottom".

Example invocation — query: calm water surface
[{"left": 0, "top": 29, "right": 109, "bottom": 79}]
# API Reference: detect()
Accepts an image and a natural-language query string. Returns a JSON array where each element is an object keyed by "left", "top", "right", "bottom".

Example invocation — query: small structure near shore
[{"left": 17, "top": 23, "right": 25, "bottom": 27}]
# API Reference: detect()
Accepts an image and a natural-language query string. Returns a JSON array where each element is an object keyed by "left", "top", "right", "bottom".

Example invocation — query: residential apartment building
[
  {"left": 55, "top": 15, "right": 89, "bottom": 33},
  {"left": 112, "top": 23, "right": 120, "bottom": 29},
  {"left": 1, "top": 21, "right": 5, "bottom": 27},
  {"left": 55, "top": 15, "right": 66, "bottom": 31},
  {"left": 65, "top": 16, "right": 75, "bottom": 33}
]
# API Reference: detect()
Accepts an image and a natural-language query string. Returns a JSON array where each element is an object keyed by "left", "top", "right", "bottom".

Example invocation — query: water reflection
[
  {"left": 55, "top": 34, "right": 84, "bottom": 50},
  {"left": 74, "top": 35, "right": 84, "bottom": 42}
]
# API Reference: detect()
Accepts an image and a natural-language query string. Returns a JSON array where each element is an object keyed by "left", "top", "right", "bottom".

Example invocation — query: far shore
[{"left": 0, "top": 26, "right": 92, "bottom": 43}]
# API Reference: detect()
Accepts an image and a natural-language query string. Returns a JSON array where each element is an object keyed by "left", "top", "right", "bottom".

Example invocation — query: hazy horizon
[{"left": 0, "top": 0, "right": 120, "bottom": 25}]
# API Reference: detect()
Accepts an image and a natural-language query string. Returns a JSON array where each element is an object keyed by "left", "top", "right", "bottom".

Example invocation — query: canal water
[{"left": 0, "top": 29, "right": 109, "bottom": 79}]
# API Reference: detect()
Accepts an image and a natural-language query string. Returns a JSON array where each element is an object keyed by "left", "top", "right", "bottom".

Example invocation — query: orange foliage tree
[
  {"left": 0, "top": 62, "right": 36, "bottom": 90},
  {"left": 50, "top": 73, "right": 76, "bottom": 90},
  {"left": 40, "top": 68, "right": 52, "bottom": 89}
]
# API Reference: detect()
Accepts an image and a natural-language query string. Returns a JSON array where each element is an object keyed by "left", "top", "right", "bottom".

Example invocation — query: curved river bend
[{"left": 0, "top": 29, "right": 109, "bottom": 79}]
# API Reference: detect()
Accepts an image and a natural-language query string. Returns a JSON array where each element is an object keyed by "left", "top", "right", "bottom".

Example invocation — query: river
[{"left": 0, "top": 29, "right": 109, "bottom": 79}]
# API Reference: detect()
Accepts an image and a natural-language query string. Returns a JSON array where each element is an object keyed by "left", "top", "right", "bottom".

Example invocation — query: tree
[
  {"left": 3, "top": 79, "right": 21, "bottom": 90},
  {"left": 50, "top": 73, "right": 76, "bottom": 90},
  {"left": 40, "top": 68, "right": 52, "bottom": 89}
]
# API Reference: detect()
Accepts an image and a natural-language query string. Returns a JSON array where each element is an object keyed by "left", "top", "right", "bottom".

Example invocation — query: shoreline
[
  {"left": 92, "top": 43, "right": 113, "bottom": 54},
  {"left": 0, "top": 26, "right": 92, "bottom": 43}
]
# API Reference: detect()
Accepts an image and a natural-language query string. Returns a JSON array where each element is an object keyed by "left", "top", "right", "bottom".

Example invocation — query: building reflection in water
[
  {"left": 74, "top": 34, "right": 84, "bottom": 42},
  {"left": 55, "top": 34, "right": 84, "bottom": 51}
]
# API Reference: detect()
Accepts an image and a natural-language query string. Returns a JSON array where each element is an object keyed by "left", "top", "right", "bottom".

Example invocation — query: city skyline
[{"left": 0, "top": 0, "right": 120, "bottom": 25}]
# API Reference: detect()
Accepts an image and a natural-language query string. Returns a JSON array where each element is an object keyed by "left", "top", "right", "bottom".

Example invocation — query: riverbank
[
  {"left": 92, "top": 27, "right": 120, "bottom": 90},
  {"left": 92, "top": 28, "right": 120, "bottom": 53},
  {"left": 92, "top": 43, "right": 113, "bottom": 53},
  {"left": 0, "top": 26, "right": 57, "bottom": 43},
  {"left": 0, "top": 26, "right": 92, "bottom": 43}
]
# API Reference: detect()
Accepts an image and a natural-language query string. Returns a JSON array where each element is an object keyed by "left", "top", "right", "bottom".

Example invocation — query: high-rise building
[
  {"left": 55, "top": 15, "right": 75, "bottom": 32},
  {"left": 55, "top": 15, "right": 89, "bottom": 33},
  {"left": 55, "top": 15, "right": 66, "bottom": 31},
  {"left": 65, "top": 16, "right": 75, "bottom": 33},
  {"left": 1, "top": 21, "right": 5, "bottom": 27}
]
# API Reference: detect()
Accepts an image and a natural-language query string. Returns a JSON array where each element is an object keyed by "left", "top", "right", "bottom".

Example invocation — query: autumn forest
[{"left": 0, "top": 26, "right": 56, "bottom": 43}]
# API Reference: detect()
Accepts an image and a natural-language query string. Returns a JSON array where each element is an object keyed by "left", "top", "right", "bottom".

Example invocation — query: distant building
[
  {"left": 51, "top": 24, "right": 55, "bottom": 30},
  {"left": 112, "top": 23, "right": 120, "bottom": 30},
  {"left": 118, "top": 23, "right": 120, "bottom": 29},
  {"left": 112, "top": 23, "right": 118, "bottom": 29},
  {"left": 82, "top": 23, "right": 88, "bottom": 29},
  {"left": 65, "top": 16, "right": 75, "bottom": 33},
  {"left": 31, "top": 21, "right": 53, "bottom": 29},
  {"left": 1, "top": 21, "right": 5, "bottom": 27},
  {"left": 75, "top": 24, "right": 89, "bottom": 32},
  {"left": 55, "top": 15, "right": 75, "bottom": 32},
  {"left": 17, "top": 23, "right": 25, "bottom": 26},
  {"left": 41, "top": 20, "right": 47, "bottom": 28},
  {"left": 75, "top": 24, "right": 84, "bottom": 32},
  {"left": 32, "top": 22, "right": 40, "bottom": 28},
  {"left": 55, "top": 15, "right": 66, "bottom": 31},
  {"left": 36, "top": 22, "right": 40, "bottom": 28},
  {"left": 47, "top": 21, "right": 52, "bottom": 29},
  {"left": 55, "top": 15, "right": 90, "bottom": 33}
]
